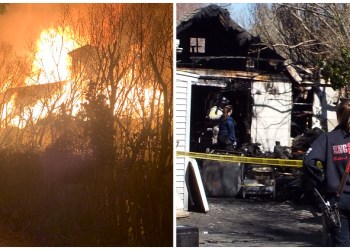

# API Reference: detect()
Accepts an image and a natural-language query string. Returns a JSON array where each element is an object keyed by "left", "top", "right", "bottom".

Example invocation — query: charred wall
[{"left": 291, "top": 85, "right": 314, "bottom": 137}]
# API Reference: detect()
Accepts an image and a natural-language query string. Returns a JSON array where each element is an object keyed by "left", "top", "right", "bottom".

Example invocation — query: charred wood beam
[
  {"left": 189, "top": 56, "right": 285, "bottom": 64},
  {"left": 284, "top": 62, "right": 302, "bottom": 83},
  {"left": 196, "top": 79, "right": 227, "bottom": 87}
]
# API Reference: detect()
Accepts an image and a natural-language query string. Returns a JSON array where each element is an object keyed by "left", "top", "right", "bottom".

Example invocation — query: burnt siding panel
[{"left": 207, "top": 30, "right": 245, "bottom": 56}]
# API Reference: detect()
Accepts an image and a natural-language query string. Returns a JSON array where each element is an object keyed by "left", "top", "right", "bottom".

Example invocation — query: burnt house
[
  {"left": 175, "top": 4, "right": 338, "bottom": 210},
  {"left": 175, "top": 4, "right": 327, "bottom": 152}
]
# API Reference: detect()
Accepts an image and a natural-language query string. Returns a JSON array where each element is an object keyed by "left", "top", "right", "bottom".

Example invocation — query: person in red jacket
[{"left": 303, "top": 99, "right": 350, "bottom": 246}]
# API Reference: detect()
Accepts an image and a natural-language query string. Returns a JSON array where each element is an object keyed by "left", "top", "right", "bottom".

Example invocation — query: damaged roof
[
  {"left": 177, "top": 4, "right": 285, "bottom": 72},
  {"left": 177, "top": 4, "right": 247, "bottom": 36},
  {"left": 176, "top": 4, "right": 317, "bottom": 84}
]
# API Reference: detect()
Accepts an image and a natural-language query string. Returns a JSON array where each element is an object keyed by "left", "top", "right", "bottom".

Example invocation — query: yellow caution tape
[{"left": 176, "top": 151, "right": 323, "bottom": 168}]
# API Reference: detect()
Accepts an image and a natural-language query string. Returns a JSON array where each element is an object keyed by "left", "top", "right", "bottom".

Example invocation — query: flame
[
  {"left": 21, "top": 26, "right": 83, "bottom": 127},
  {"left": 1, "top": 93, "right": 17, "bottom": 124},
  {"left": 0, "top": 26, "right": 82, "bottom": 128},
  {"left": 1, "top": 26, "right": 163, "bottom": 132},
  {"left": 25, "top": 26, "right": 79, "bottom": 85}
]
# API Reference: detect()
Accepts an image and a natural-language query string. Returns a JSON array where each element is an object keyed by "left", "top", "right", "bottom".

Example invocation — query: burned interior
[{"left": 190, "top": 78, "right": 252, "bottom": 152}]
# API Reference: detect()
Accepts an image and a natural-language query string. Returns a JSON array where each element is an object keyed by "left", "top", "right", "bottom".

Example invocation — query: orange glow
[
  {"left": 0, "top": 26, "right": 83, "bottom": 128},
  {"left": 25, "top": 26, "right": 79, "bottom": 85},
  {"left": 1, "top": 25, "right": 162, "bottom": 130},
  {"left": 112, "top": 69, "right": 164, "bottom": 120}
]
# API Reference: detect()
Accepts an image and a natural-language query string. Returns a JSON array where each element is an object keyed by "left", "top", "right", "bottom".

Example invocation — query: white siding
[
  {"left": 251, "top": 81, "right": 292, "bottom": 152},
  {"left": 175, "top": 71, "right": 199, "bottom": 210},
  {"left": 313, "top": 85, "right": 338, "bottom": 131}
]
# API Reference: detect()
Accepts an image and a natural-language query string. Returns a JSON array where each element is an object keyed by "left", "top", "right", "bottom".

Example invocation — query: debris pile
[
  {"left": 200, "top": 128, "right": 324, "bottom": 204},
  {"left": 291, "top": 127, "right": 324, "bottom": 158}
]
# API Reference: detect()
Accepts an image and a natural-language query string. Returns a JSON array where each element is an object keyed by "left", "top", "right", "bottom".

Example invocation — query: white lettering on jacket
[
  {"left": 333, "top": 144, "right": 348, "bottom": 155},
  {"left": 332, "top": 142, "right": 350, "bottom": 154}
]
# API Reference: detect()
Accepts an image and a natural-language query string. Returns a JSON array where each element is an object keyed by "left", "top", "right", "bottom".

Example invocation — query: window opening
[{"left": 190, "top": 37, "right": 205, "bottom": 54}]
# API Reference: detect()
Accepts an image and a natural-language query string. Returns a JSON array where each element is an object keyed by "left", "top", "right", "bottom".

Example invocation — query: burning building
[
  {"left": 0, "top": 44, "right": 88, "bottom": 130},
  {"left": 0, "top": 3, "right": 173, "bottom": 246},
  {"left": 0, "top": 24, "right": 161, "bottom": 151}
]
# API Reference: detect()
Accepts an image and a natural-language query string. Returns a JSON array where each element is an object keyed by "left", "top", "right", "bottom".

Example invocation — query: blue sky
[{"left": 226, "top": 3, "right": 253, "bottom": 29}]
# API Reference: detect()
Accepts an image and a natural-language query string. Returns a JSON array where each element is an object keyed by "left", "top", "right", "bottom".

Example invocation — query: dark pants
[
  {"left": 219, "top": 143, "right": 234, "bottom": 151},
  {"left": 218, "top": 135, "right": 234, "bottom": 151},
  {"left": 328, "top": 194, "right": 350, "bottom": 246},
  {"left": 331, "top": 209, "right": 350, "bottom": 246}
]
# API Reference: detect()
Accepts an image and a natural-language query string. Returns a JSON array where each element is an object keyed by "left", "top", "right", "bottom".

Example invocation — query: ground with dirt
[{"left": 177, "top": 197, "right": 323, "bottom": 247}]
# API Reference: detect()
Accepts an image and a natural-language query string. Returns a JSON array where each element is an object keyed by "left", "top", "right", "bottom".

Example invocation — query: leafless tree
[
  {"left": 67, "top": 3, "right": 173, "bottom": 245},
  {"left": 251, "top": 3, "right": 350, "bottom": 74}
]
